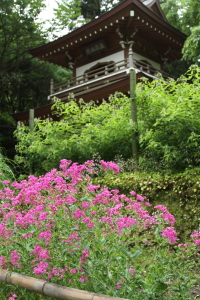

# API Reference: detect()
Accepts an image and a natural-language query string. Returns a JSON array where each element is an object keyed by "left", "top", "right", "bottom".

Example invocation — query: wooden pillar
[
  {"left": 29, "top": 109, "right": 34, "bottom": 174},
  {"left": 29, "top": 109, "right": 34, "bottom": 133},
  {"left": 129, "top": 45, "right": 138, "bottom": 162},
  {"left": 50, "top": 78, "right": 54, "bottom": 95}
]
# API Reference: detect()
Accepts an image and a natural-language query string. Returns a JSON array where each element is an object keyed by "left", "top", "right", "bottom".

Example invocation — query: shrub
[{"left": 14, "top": 66, "right": 200, "bottom": 175}]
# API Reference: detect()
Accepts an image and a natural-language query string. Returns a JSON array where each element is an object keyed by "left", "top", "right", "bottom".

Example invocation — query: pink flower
[
  {"left": 154, "top": 205, "right": 168, "bottom": 213},
  {"left": 81, "top": 201, "right": 90, "bottom": 209},
  {"left": 70, "top": 268, "right": 76, "bottom": 274},
  {"left": 22, "top": 233, "right": 33, "bottom": 239},
  {"left": 33, "top": 261, "right": 49, "bottom": 276},
  {"left": 136, "top": 194, "right": 145, "bottom": 201},
  {"left": 33, "top": 245, "right": 43, "bottom": 255},
  {"left": 2, "top": 180, "right": 10, "bottom": 185},
  {"left": 79, "top": 277, "right": 84, "bottom": 282},
  {"left": 194, "top": 239, "right": 200, "bottom": 246},
  {"left": 161, "top": 227, "right": 178, "bottom": 244},
  {"left": 38, "top": 249, "right": 50, "bottom": 260},
  {"left": 160, "top": 213, "right": 176, "bottom": 226},
  {"left": 8, "top": 294, "right": 17, "bottom": 300},
  {"left": 100, "top": 160, "right": 120, "bottom": 173},
  {"left": 130, "top": 191, "right": 136, "bottom": 196},
  {"left": 178, "top": 243, "right": 188, "bottom": 248},
  {"left": 190, "top": 231, "right": 200, "bottom": 238},
  {"left": 10, "top": 250, "right": 21, "bottom": 266},
  {"left": 116, "top": 283, "right": 121, "bottom": 289},
  {"left": 86, "top": 185, "right": 100, "bottom": 192},
  {"left": 39, "top": 230, "right": 52, "bottom": 244},
  {"left": 72, "top": 209, "right": 85, "bottom": 220},
  {"left": 87, "top": 222, "right": 94, "bottom": 228},
  {"left": 129, "top": 268, "right": 135, "bottom": 276},
  {"left": 82, "top": 217, "right": 91, "bottom": 224}
]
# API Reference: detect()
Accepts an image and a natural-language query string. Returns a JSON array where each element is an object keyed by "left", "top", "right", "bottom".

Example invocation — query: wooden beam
[{"left": 0, "top": 270, "right": 129, "bottom": 300}]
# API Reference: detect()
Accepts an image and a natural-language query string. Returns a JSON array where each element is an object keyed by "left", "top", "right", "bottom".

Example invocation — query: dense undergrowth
[
  {"left": 14, "top": 66, "right": 200, "bottom": 176},
  {"left": 0, "top": 160, "right": 199, "bottom": 300}
]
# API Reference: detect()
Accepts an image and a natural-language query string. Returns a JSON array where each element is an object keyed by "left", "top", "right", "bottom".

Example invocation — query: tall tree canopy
[
  {"left": 52, "top": 0, "right": 123, "bottom": 32},
  {"left": 160, "top": 0, "right": 200, "bottom": 62},
  {"left": 0, "top": 0, "right": 46, "bottom": 113},
  {"left": 0, "top": 0, "right": 71, "bottom": 157}
]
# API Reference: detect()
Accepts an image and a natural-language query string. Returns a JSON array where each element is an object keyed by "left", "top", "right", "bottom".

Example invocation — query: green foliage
[
  {"left": 182, "top": 26, "right": 200, "bottom": 62},
  {"left": 0, "top": 0, "right": 72, "bottom": 158},
  {"left": 14, "top": 66, "right": 200, "bottom": 175},
  {"left": 137, "top": 66, "right": 200, "bottom": 171},
  {"left": 14, "top": 93, "right": 133, "bottom": 175},
  {"left": 93, "top": 167, "right": 200, "bottom": 241},
  {"left": 52, "top": 0, "right": 123, "bottom": 32},
  {"left": 0, "top": 149, "right": 15, "bottom": 186},
  {"left": 160, "top": 0, "right": 200, "bottom": 62}
]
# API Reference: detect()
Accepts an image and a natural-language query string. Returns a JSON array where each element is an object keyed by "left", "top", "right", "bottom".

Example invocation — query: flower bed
[{"left": 0, "top": 160, "right": 199, "bottom": 300}]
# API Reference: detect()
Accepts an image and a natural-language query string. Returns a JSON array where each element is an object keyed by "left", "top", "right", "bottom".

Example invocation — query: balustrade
[{"left": 50, "top": 59, "right": 173, "bottom": 97}]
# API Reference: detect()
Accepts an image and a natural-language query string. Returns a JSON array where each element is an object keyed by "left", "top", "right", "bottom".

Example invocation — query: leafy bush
[
  {"left": 14, "top": 66, "right": 200, "bottom": 175},
  {"left": 137, "top": 66, "right": 200, "bottom": 171},
  {"left": 0, "top": 160, "right": 199, "bottom": 299},
  {"left": 14, "top": 93, "right": 133, "bottom": 175}
]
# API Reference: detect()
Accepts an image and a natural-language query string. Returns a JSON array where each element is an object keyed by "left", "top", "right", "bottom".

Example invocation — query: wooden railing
[
  {"left": 51, "top": 59, "right": 173, "bottom": 96},
  {"left": 53, "top": 59, "right": 128, "bottom": 94}
]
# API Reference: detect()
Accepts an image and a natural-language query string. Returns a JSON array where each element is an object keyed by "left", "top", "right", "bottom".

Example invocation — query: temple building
[{"left": 12, "top": 0, "right": 186, "bottom": 123}]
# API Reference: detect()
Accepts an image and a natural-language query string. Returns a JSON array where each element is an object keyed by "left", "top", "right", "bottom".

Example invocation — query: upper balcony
[
  {"left": 48, "top": 58, "right": 173, "bottom": 102},
  {"left": 11, "top": 58, "right": 174, "bottom": 123}
]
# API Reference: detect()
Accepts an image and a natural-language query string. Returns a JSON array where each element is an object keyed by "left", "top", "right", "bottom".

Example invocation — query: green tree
[
  {"left": 0, "top": 0, "right": 72, "bottom": 158},
  {"left": 0, "top": 0, "right": 46, "bottom": 110},
  {"left": 160, "top": 0, "right": 200, "bottom": 62},
  {"left": 52, "top": 0, "right": 123, "bottom": 32}
]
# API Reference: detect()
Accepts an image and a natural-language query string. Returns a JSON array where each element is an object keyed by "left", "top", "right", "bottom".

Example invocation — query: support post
[
  {"left": 29, "top": 109, "right": 34, "bottom": 174},
  {"left": 29, "top": 109, "right": 34, "bottom": 133},
  {"left": 129, "top": 45, "right": 138, "bottom": 162},
  {"left": 50, "top": 78, "right": 54, "bottom": 95}
]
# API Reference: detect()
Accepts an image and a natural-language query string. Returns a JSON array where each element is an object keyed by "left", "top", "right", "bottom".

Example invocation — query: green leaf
[
  {"left": 131, "top": 250, "right": 142, "bottom": 259},
  {"left": 120, "top": 248, "right": 130, "bottom": 257},
  {"left": 155, "top": 281, "right": 168, "bottom": 292}
]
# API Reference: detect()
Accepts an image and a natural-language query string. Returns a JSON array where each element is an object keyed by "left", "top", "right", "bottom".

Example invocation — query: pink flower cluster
[
  {"left": 161, "top": 227, "right": 178, "bottom": 244},
  {"left": 8, "top": 294, "right": 17, "bottom": 300},
  {"left": 100, "top": 160, "right": 120, "bottom": 173},
  {"left": 0, "top": 157, "right": 197, "bottom": 294},
  {"left": 154, "top": 205, "right": 176, "bottom": 226},
  {"left": 190, "top": 230, "right": 200, "bottom": 246}
]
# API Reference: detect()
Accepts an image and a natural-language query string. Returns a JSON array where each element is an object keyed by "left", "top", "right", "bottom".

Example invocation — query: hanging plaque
[{"left": 83, "top": 39, "right": 107, "bottom": 57}]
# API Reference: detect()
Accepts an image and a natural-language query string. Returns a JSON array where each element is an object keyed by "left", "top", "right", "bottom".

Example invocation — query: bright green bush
[
  {"left": 14, "top": 93, "right": 133, "bottom": 175},
  {"left": 14, "top": 66, "right": 200, "bottom": 175},
  {"left": 137, "top": 66, "right": 200, "bottom": 171}
]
